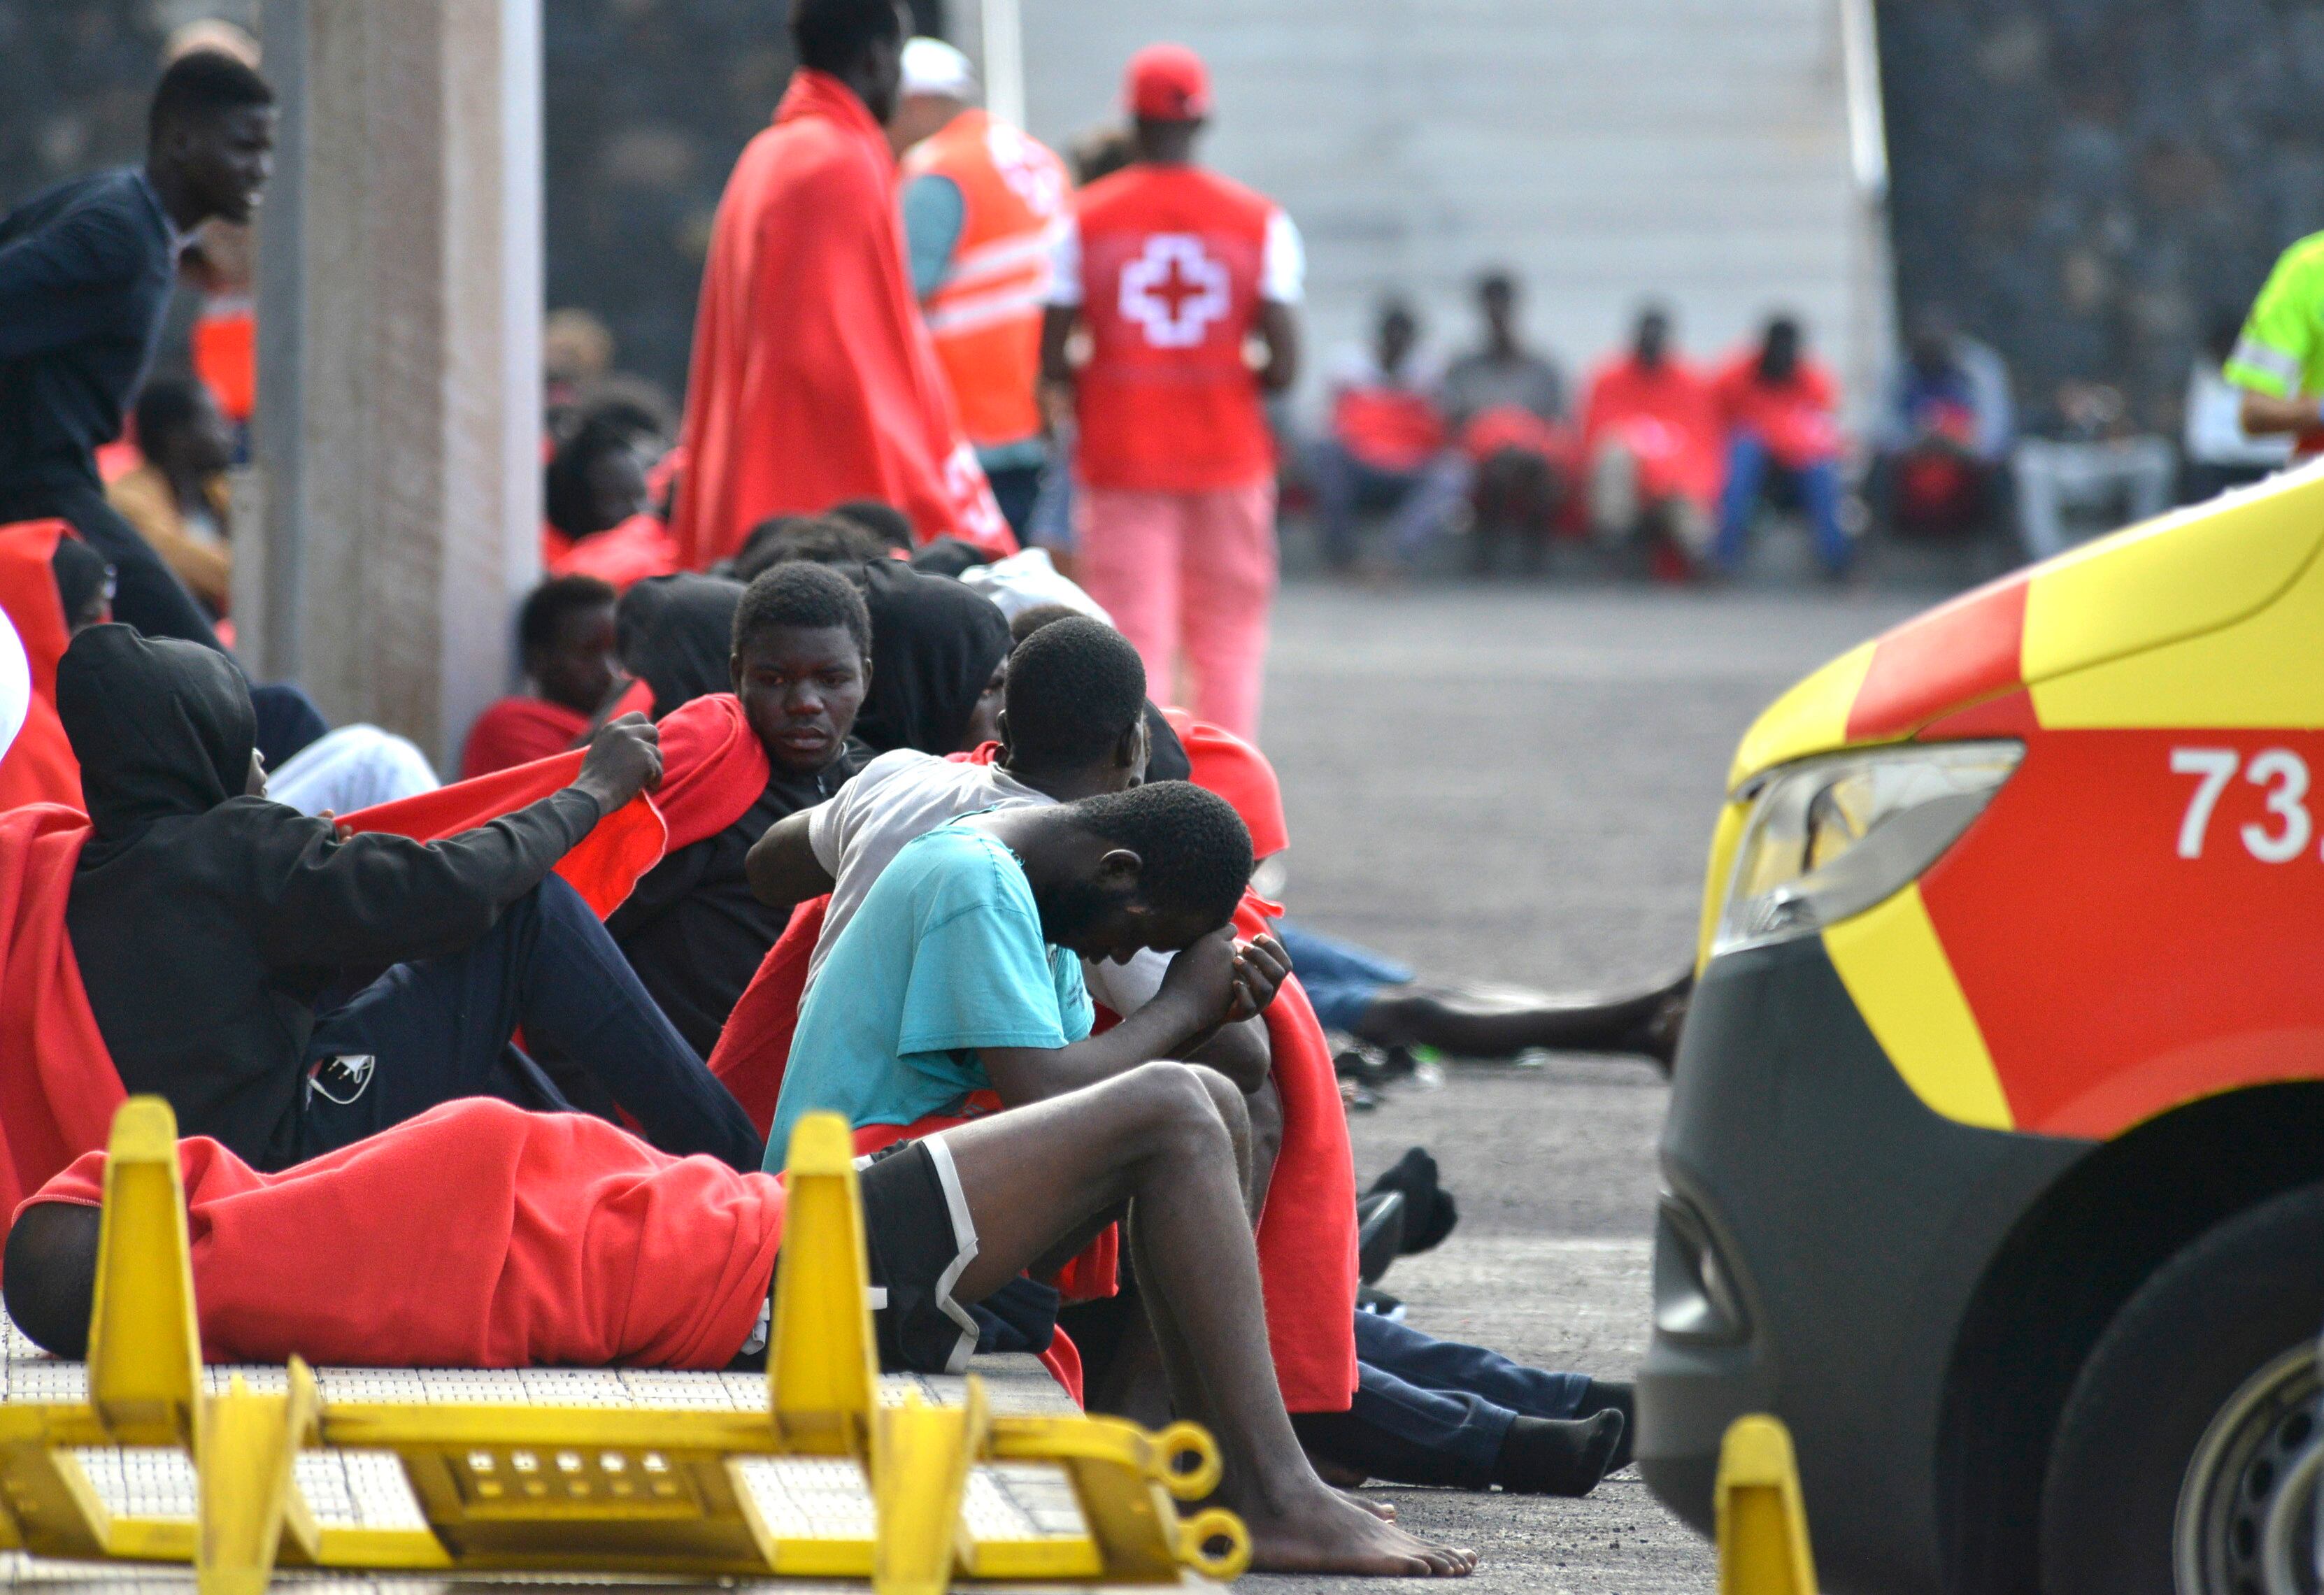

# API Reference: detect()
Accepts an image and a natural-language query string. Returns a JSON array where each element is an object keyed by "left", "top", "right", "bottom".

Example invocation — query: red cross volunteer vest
[
  {"left": 905, "top": 110, "right": 1069, "bottom": 452},
  {"left": 1071, "top": 164, "right": 1278, "bottom": 493}
]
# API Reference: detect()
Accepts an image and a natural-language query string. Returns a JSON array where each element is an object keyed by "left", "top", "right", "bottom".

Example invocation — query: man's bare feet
[{"left": 1237, "top": 1483, "right": 1475, "bottom": 1577}]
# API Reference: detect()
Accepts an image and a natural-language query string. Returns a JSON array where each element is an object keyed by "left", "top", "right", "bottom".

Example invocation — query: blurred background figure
[
  {"left": 1579, "top": 306, "right": 1721, "bottom": 577},
  {"left": 2011, "top": 380, "right": 2173, "bottom": 562},
  {"left": 1870, "top": 306, "right": 2012, "bottom": 547},
  {"left": 164, "top": 20, "right": 262, "bottom": 451},
  {"left": 895, "top": 36, "right": 1070, "bottom": 542},
  {"left": 1441, "top": 272, "right": 1574, "bottom": 575},
  {"left": 1309, "top": 298, "right": 1462, "bottom": 575},
  {"left": 1041, "top": 43, "right": 1301, "bottom": 740},
  {"left": 543, "top": 308, "right": 618, "bottom": 427},
  {"left": 1711, "top": 315, "right": 1849, "bottom": 580},
  {"left": 106, "top": 377, "right": 236, "bottom": 622},
  {"left": 2181, "top": 314, "right": 2290, "bottom": 503}
]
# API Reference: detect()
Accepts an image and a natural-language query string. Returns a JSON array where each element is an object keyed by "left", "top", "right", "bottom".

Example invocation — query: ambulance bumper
[{"left": 1635, "top": 935, "right": 2086, "bottom": 1594}]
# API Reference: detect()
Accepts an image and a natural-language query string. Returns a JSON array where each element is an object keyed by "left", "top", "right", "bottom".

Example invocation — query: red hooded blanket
[
  {"left": 24, "top": 1098, "right": 781, "bottom": 1368},
  {"left": 669, "top": 69, "right": 1012, "bottom": 565},
  {"left": 0, "top": 805, "right": 124, "bottom": 1223},
  {"left": 0, "top": 521, "right": 87, "bottom": 813}
]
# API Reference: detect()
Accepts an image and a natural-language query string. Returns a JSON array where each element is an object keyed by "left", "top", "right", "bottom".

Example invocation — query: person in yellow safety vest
[{"left": 891, "top": 37, "right": 1070, "bottom": 541}]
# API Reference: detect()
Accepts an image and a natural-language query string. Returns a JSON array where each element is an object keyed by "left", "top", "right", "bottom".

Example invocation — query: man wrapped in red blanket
[{"left": 721, "top": 616, "right": 1357, "bottom": 1415}]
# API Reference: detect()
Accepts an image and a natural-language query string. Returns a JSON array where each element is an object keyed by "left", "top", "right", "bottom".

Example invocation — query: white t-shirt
[
  {"left": 1046, "top": 208, "right": 1306, "bottom": 308},
  {"left": 804, "top": 749, "right": 1170, "bottom": 1013}
]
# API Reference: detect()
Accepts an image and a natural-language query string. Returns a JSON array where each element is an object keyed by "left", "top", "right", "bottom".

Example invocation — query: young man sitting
[
  {"left": 766, "top": 780, "right": 1285, "bottom": 1153},
  {"left": 5, "top": 1075, "right": 1474, "bottom": 1575},
  {"left": 606, "top": 564, "right": 872, "bottom": 1057},
  {"left": 746, "top": 616, "right": 1274, "bottom": 1104},
  {"left": 55, "top": 624, "right": 760, "bottom": 1173},
  {"left": 458, "top": 575, "right": 625, "bottom": 780}
]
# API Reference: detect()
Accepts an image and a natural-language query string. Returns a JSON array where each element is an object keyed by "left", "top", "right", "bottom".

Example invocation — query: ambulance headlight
[{"left": 1711, "top": 741, "right": 2023, "bottom": 959}]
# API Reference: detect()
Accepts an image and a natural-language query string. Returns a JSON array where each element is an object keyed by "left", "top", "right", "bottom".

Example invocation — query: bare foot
[
  {"left": 1342, "top": 1489, "right": 1397, "bottom": 1522},
  {"left": 1239, "top": 1484, "right": 1475, "bottom": 1577}
]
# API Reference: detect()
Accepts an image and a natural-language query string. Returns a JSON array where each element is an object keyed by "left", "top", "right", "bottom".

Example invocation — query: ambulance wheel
[{"left": 2040, "top": 1183, "right": 2324, "bottom": 1595}]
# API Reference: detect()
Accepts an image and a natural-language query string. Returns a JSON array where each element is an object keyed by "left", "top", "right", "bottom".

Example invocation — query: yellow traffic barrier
[
  {"left": 0, "top": 1098, "right": 1251, "bottom": 1592},
  {"left": 1716, "top": 1414, "right": 1818, "bottom": 1595}
]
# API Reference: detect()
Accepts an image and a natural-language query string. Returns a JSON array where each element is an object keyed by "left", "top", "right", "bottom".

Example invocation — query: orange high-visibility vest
[{"left": 904, "top": 110, "right": 1069, "bottom": 452}]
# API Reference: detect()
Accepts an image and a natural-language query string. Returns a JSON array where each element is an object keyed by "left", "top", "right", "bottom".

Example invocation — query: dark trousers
[
  {"left": 1292, "top": 1310, "right": 1591, "bottom": 1488},
  {"left": 0, "top": 471, "right": 224, "bottom": 650},
  {"left": 984, "top": 462, "right": 1045, "bottom": 541},
  {"left": 298, "top": 874, "right": 763, "bottom": 1171}
]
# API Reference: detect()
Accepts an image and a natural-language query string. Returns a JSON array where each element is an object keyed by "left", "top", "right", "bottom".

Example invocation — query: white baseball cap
[{"left": 901, "top": 36, "right": 978, "bottom": 101}]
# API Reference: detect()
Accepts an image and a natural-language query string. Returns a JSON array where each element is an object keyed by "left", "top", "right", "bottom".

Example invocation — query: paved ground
[{"left": 1255, "top": 578, "right": 1925, "bottom": 1592}]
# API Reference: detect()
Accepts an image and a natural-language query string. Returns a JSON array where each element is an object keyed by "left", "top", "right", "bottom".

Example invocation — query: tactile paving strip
[{"left": 0, "top": 1310, "right": 1132, "bottom": 1589}]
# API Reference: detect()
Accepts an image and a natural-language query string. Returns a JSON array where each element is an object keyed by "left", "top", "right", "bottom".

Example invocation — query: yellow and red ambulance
[{"left": 1638, "top": 465, "right": 2324, "bottom": 1595}]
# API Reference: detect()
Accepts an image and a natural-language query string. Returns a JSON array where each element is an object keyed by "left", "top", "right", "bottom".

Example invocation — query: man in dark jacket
[
  {"left": 0, "top": 51, "right": 275, "bottom": 648},
  {"left": 55, "top": 625, "right": 762, "bottom": 1174}
]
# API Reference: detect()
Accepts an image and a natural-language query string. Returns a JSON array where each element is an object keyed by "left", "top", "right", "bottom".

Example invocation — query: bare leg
[{"left": 938, "top": 1063, "right": 1474, "bottom": 1577}]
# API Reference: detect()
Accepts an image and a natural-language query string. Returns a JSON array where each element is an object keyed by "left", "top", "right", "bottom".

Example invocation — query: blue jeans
[
  {"left": 299, "top": 874, "right": 763, "bottom": 1170},
  {"left": 1713, "top": 433, "right": 1850, "bottom": 575},
  {"left": 1293, "top": 1311, "right": 1592, "bottom": 1487},
  {"left": 1307, "top": 439, "right": 1472, "bottom": 569},
  {"left": 1272, "top": 920, "right": 1413, "bottom": 1033}
]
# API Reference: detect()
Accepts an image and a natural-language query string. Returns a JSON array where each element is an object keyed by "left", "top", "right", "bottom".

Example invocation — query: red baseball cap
[{"left": 1124, "top": 43, "right": 1211, "bottom": 122}]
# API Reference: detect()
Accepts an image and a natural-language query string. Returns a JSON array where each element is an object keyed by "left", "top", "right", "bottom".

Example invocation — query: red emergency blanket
[
  {"left": 0, "top": 805, "right": 124, "bottom": 1225},
  {"left": 24, "top": 1098, "right": 783, "bottom": 1368},
  {"left": 669, "top": 69, "right": 1011, "bottom": 564},
  {"left": 545, "top": 513, "right": 682, "bottom": 592},
  {"left": 351, "top": 693, "right": 771, "bottom": 918},
  {"left": 0, "top": 521, "right": 86, "bottom": 813}
]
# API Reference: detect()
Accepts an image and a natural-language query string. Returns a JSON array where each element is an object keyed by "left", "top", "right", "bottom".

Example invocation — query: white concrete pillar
[{"left": 249, "top": 0, "right": 541, "bottom": 770}]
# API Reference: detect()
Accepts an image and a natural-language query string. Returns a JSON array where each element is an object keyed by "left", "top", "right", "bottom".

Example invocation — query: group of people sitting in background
[{"left": 1309, "top": 282, "right": 1860, "bottom": 580}]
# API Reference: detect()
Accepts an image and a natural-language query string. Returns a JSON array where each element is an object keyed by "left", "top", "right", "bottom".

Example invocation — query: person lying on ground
[
  {"left": 605, "top": 564, "right": 872, "bottom": 1058},
  {"left": 459, "top": 575, "right": 627, "bottom": 779},
  {"left": 1297, "top": 1310, "right": 1627, "bottom": 1497},
  {"left": 1273, "top": 919, "right": 1691, "bottom": 1069},
  {"left": 55, "top": 624, "right": 761, "bottom": 1174},
  {"left": 5, "top": 1074, "right": 1474, "bottom": 1577}
]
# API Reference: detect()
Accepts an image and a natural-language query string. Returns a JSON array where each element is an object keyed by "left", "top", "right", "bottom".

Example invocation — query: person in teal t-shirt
[{"left": 768, "top": 782, "right": 1288, "bottom": 1161}]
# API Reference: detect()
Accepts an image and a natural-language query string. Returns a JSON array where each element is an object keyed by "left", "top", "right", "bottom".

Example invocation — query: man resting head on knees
[
  {"left": 58, "top": 624, "right": 761, "bottom": 1173},
  {"left": 768, "top": 780, "right": 1290, "bottom": 1155},
  {"left": 4, "top": 1069, "right": 1471, "bottom": 1575},
  {"left": 606, "top": 562, "right": 873, "bottom": 1057}
]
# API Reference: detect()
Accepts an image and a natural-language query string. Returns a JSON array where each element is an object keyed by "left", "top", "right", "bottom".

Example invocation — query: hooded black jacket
[{"left": 59, "top": 627, "right": 604, "bottom": 1170}]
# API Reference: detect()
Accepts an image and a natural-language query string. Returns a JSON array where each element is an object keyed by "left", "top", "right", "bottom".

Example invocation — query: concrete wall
[{"left": 962, "top": 0, "right": 1889, "bottom": 423}]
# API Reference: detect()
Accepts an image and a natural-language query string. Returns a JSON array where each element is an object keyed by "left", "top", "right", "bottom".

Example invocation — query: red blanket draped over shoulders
[
  {"left": 23, "top": 1099, "right": 782, "bottom": 1369},
  {"left": 669, "top": 69, "right": 1013, "bottom": 565},
  {"left": 0, "top": 805, "right": 126, "bottom": 1225},
  {"left": 704, "top": 724, "right": 1358, "bottom": 1410}
]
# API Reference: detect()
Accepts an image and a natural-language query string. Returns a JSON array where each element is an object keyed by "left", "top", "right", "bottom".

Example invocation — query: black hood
[
  {"left": 852, "top": 559, "right": 1012, "bottom": 757},
  {"left": 57, "top": 624, "right": 255, "bottom": 849},
  {"left": 617, "top": 573, "right": 743, "bottom": 720}
]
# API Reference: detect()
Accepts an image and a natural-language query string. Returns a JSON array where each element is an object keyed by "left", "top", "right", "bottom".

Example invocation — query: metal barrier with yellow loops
[{"left": 0, "top": 1096, "right": 1248, "bottom": 1592}]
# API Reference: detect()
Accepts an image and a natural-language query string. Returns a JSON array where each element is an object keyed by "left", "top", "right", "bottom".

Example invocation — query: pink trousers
[{"left": 1076, "top": 478, "right": 1278, "bottom": 741}]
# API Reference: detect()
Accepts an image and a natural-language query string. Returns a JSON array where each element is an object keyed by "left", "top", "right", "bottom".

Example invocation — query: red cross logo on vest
[{"left": 1118, "top": 233, "right": 1232, "bottom": 349}]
